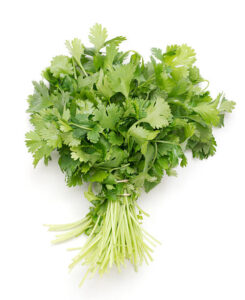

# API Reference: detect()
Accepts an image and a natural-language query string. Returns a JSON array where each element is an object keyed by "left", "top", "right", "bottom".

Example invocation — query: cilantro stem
[
  {"left": 76, "top": 60, "right": 88, "bottom": 77},
  {"left": 167, "top": 99, "right": 188, "bottom": 109},
  {"left": 70, "top": 123, "right": 92, "bottom": 131},
  {"left": 97, "top": 163, "right": 130, "bottom": 171},
  {"left": 203, "top": 79, "right": 209, "bottom": 90},
  {"left": 141, "top": 227, "right": 161, "bottom": 245},
  {"left": 149, "top": 142, "right": 158, "bottom": 169},
  {"left": 110, "top": 163, "right": 130, "bottom": 172},
  {"left": 136, "top": 74, "right": 155, "bottom": 89},
  {"left": 154, "top": 140, "right": 179, "bottom": 145},
  {"left": 118, "top": 50, "right": 141, "bottom": 62},
  {"left": 116, "top": 179, "right": 129, "bottom": 183},
  {"left": 135, "top": 202, "right": 150, "bottom": 217},
  {"left": 72, "top": 58, "right": 78, "bottom": 80},
  {"left": 48, "top": 194, "right": 159, "bottom": 284}
]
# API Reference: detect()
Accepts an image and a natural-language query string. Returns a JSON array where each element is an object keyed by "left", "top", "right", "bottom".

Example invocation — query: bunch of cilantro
[{"left": 26, "top": 24, "right": 235, "bottom": 285}]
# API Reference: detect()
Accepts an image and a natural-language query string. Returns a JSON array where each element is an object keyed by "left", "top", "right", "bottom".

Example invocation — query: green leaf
[
  {"left": 65, "top": 38, "right": 84, "bottom": 65},
  {"left": 84, "top": 189, "right": 99, "bottom": 202},
  {"left": 108, "top": 63, "right": 136, "bottom": 98},
  {"left": 89, "top": 170, "right": 109, "bottom": 182},
  {"left": 27, "top": 81, "right": 52, "bottom": 113},
  {"left": 193, "top": 102, "right": 220, "bottom": 126},
  {"left": 33, "top": 144, "right": 53, "bottom": 167},
  {"left": 153, "top": 62, "right": 175, "bottom": 93},
  {"left": 133, "top": 143, "right": 156, "bottom": 188},
  {"left": 96, "top": 69, "right": 114, "bottom": 99},
  {"left": 62, "top": 132, "right": 81, "bottom": 147},
  {"left": 104, "top": 36, "right": 126, "bottom": 47},
  {"left": 129, "top": 126, "right": 159, "bottom": 144},
  {"left": 108, "top": 131, "right": 123, "bottom": 146},
  {"left": 151, "top": 48, "right": 163, "bottom": 61},
  {"left": 58, "top": 147, "right": 80, "bottom": 177},
  {"left": 78, "top": 73, "right": 98, "bottom": 88},
  {"left": 141, "top": 97, "right": 172, "bottom": 128},
  {"left": 25, "top": 131, "right": 43, "bottom": 152},
  {"left": 87, "top": 124, "right": 102, "bottom": 143},
  {"left": 76, "top": 100, "right": 94, "bottom": 115},
  {"left": 189, "top": 66, "right": 202, "bottom": 83},
  {"left": 89, "top": 23, "right": 108, "bottom": 51},
  {"left": 99, "top": 146, "right": 127, "bottom": 168},
  {"left": 170, "top": 78, "right": 190, "bottom": 96},
  {"left": 71, "top": 146, "right": 101, "bottom": 164},
  {"left": 50, "top": 55, "right": 73, "bottom": 78},
  {"left": 219, "top": 97, "right": 236, "bottom": 113},
  {"left": 164, "top": 44, "right": 196, "bottom": 68},
  {"left": 93, "top": 103, "right": 122, "bottom": 130},
  {"left": 39, "top": 122, "right": 62, "bottom": 148},
  {"left": 104, "top": 43, "right": 118, "bottom": 69}
]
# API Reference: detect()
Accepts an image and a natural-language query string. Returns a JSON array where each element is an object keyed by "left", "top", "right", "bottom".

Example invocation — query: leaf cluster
[{"left": 26, "top": 24, "right": 235, "bottom": 218}]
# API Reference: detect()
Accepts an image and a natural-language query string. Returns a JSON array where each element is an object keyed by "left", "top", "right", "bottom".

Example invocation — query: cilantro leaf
[
  {"left": 193, "top": 102, "right": 220, "bottom": 126},
  {"left": 151, "top": 48, "right": 163, "bottom": 61},
  {"left": 89, "top": 23, "right": 108, "bottom": 52},
  {"left": 65, "top": 38, "right": 84, "bottom": 64},
  {"left": 88, "top": 170, "right": 109, "bottom": 182},
  {"left": 129, "top": 125, "right": 159, "bottom": 144},
  {"left": 87, "top": 124, "right": 102, "bottom": 143},
  {"left": 25, "top": 131, "right": 43, "bottom": 152},
  {"left": 62, "top": 132, "right": 81, "bottom": 147},
  {"left": 50, "top": 55, "right": 73, "bottom": 78},
  {"left": 39, "top": 122, "right": 62, "bottom": 148},
  {"left": 27, "top": 81, "right": 52, "bottom": 113},
  {"left": 141, "top": 97, "right": 172, "bottom": 128},
  {"left": 71, "top": 146, "right": 100, "bottom": 164},
  {"left": 108, "top": 63, "right": 135, "bottom": 98},
  {"left": 164, "top": 44, "right": 196, "bottom": 68},
  {"left": 104, "top": 36, "right": 126, "bottom": 47},
  {"left": 96, "top": 69, "right": 114, "bottom": 99},
  {"left": 108, "top": 131, "right": 123, "bottom": 146},
  {"left": 219, "top": 97, "right": 236, "bottom": 113},
  {"left": 93, "top": 103, "right": 122, "bottom": 130},
  {"left": 104, "top": 43, "right": 118, "bottom": 70}
]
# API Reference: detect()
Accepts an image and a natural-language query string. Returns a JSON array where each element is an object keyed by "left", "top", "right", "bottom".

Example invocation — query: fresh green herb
[{"left": 26, "top": 24, "right": 235, "bottom": 286}]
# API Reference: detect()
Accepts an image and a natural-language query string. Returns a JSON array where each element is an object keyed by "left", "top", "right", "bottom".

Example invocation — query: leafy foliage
[
  {"left": 89, "top": 23, "right": 108, "bottom": 52},
  {"left": 26, "top": 24, "right": 235, "bottom": 285}
]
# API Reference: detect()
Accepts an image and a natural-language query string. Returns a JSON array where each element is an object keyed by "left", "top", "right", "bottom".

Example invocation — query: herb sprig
[{"left": 26, "top": 24, "right": 235, "bottom": 285}]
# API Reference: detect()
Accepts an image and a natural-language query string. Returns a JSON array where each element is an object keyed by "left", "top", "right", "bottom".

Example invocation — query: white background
[{"left": 0, "top": 0, "right": 245, "bottom": 299}]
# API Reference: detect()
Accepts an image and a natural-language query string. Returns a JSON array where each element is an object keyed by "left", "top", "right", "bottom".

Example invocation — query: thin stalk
[
  {"left": 126, "top": 197, "right": 139, "bottom": 266},
  {"left": 154, "top": 140, "right": 179, "bottom": 146},
  {"left": 51, "top": 221, "right": 91, "bottom": 244},
  {"left": 116, "top": 179, "right": 129, "bottom": 183},
  {"left": 45, "top": 217, "right": 88, "bottom": 231},
  {"left": 135, "top": 202, "right": 150, "bottom": 217},
  {"left": 136, "top": 74, "right": 155, "bottom": 89},
  {"left": 72, "top": 58, "right": 78, "bottom": 80},
  {"left": 70, "top": 122, "right": 92, "bottom": 131},
  {"left": 76, "top": 60, "right": 88, "bottom": 77}
]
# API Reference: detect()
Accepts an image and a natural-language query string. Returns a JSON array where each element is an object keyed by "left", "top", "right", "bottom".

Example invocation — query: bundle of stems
[{"left": 46, "top": 192, "right": 160, "bottom": 286}]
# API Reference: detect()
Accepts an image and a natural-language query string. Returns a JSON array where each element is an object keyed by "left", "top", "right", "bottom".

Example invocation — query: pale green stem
[
  {"left": 135, "top": 202, "right": 150, "bottom": 217},
  {"left": 154, "top": 140, "right": 179, "bottom": 145},
  {"left": 76, "top": 60, "right": 88, "bottom": 77},
  {"left": 72, "top": 58, "right": 78, "bottom": 80},
  {"left": 70, "top": 122, "right": 92, "bottom": 131},
  {"left": 45, "top": 216, "right": 89, "bottom": 231}
]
